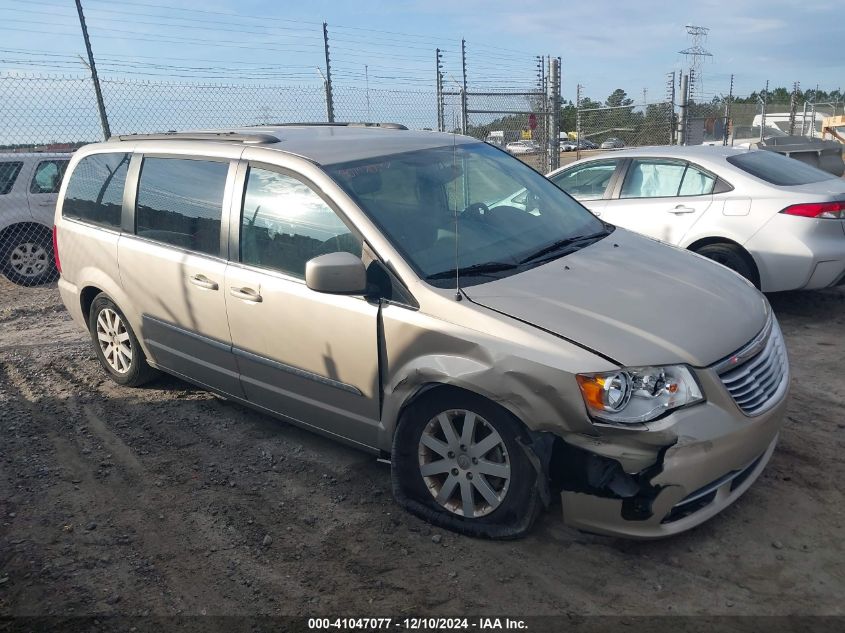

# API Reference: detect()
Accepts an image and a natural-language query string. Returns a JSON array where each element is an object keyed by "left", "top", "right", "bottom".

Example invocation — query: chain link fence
[
  {"left": 576, "top": 102, "right": 674, "bottom": 150},
  {"left": 2, "top": 71, "right": 842, "bottom": 287},
  {"left": 0, "top": 74, "right": 445, "bottom": 287},
  {"left": 463, "top": 91, "right": 549, "bottom": 171}
]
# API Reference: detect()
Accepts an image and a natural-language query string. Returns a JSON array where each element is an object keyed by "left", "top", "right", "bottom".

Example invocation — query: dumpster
[{"left": 758, "top": 135, "right": 844, "bottom": 177}]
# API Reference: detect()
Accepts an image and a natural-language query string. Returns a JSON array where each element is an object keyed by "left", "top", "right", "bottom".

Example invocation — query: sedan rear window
[{"left": 726, "top": 151, "right": 835, "bottom": 186}]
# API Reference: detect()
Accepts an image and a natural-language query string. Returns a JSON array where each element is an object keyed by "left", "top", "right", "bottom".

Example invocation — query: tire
[
  {"left": 391, "top": 388, "right": 541, "bottom": 539},
  {"left": 0, "top": 225, "right": 58, "bottom": 286},
  {"left": 88, "top": 293, "right": 157, "bottom": 387},
  {"left": 694, "top": 243, "right": 758, "bottom": 288}
]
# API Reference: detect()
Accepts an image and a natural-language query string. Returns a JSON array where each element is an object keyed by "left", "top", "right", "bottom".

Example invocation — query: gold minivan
[{"left": 54, "top": 125, "right": 789, "bottom": 538}]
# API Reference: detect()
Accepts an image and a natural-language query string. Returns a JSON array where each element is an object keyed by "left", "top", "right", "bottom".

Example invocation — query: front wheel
[
  {"left": 391, "top": 389, "right": 541, "bottom": 539},
  {"left": 88, "top": 294, "right": 158, "bottom": 387}
]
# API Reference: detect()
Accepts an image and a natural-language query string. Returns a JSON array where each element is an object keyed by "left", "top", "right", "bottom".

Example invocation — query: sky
[
  {"left": 0, "top": 0, "right": 845, "bottom": 144},
  {"left": 1, "top": 0, "right": 843, "bottom": 143}
]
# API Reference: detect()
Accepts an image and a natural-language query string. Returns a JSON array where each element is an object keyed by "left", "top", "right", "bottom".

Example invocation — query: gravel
[{"left": 1, "top": 279, "right": 843, "bottom": 616}]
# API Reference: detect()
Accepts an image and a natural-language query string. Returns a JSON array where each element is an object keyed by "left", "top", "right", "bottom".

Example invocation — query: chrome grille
[{"left": 716, "top": 317, "right": 789, "bottom": 416}]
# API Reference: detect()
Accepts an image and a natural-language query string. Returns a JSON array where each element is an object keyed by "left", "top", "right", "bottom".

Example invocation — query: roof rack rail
[
  {"left": 267, "top": 122, "right": 408, "bottom": 130},
  {"left": 111, "top": 131, "right": 281, "bottom": 144}
]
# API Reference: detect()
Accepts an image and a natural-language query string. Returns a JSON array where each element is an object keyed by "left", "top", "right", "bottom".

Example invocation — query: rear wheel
[
  {"left": 391, "top": 389, "right": 541, "bottom": 539},
  {"left": 694, "top": 243, "right": 758, "bottom": 288},
  {"left": 88, "top": 294, "right": 157, "bottom": 387},
  {"left": 0, "top": 225, "right": 58, "bottom": 286}
]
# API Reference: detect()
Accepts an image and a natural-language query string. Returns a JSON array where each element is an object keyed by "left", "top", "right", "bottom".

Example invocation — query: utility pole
[
  {"left": 723, "top": 73, "right": 734, "bottom": 146},
  {"left": 643, "top": 88, "right": 647, "bottom": 105},
  {"left": 322, "top": 22, "right": 335, "bottom": 123},
  {"left": 677, "top": 73, "right": 689, "bottom": 145},
  {"left": 547, "top": 56, "right": 560, "bottom": 172},
  {"left": 74, "top": 0, "right": 110, "bottom": 139},
  {"left": 460, "top": 39, "right": 468, "bottom": 134},
  {"left": 435, "top": 48, "right": 444, "bottom": 132}
]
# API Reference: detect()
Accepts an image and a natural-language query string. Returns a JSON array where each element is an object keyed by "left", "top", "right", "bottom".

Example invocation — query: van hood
[{"left": 463, "top": 228, "right": 769, "bottom": 368}]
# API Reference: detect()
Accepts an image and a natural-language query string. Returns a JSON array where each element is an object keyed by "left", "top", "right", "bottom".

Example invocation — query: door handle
[
  {"left": 230, "top": 286, "right": 262, "bottom": 303},
  {"left": 669, "top": 205, "right": 696, "bottom": 214},
  {"left": 189, "top": 274, "right": 219, "bottom": 290}
]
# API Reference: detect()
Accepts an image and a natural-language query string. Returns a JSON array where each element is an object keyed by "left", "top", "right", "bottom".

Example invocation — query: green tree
[{"left": 605, "top": 89, "right": 634, "bottom": 108}]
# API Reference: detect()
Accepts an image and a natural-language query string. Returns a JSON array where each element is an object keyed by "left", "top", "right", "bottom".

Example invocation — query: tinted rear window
[
  {"left": 726, "top": 151, "right": 835, "bottom": 186},
  {"left": 0, "top": 162, "right": 23, "bottom": 195},
  {"left": 63, "top": 153, "right": 130, "bottom": 228},
  {"left": 135, "top": 157, "right": 229, "bottom": 256}
]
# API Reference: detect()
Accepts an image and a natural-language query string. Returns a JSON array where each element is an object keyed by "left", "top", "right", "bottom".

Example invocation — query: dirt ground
[{"left": 0, "top": 277, "right": 843, "bottom": 619}]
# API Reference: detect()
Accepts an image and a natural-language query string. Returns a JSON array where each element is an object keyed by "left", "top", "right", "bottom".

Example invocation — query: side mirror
[{"left": 305, "top": 252, "right": 367, "bottom": 295}]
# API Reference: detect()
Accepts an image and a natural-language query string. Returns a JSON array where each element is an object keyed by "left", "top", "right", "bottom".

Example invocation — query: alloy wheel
[
  {"left": 96, "top": 308, "right": 132, "bottom": 374},
  {"left": 417, "top": 409, "right": 511, "bottom": 518},
  {"left": 10, "top": 242, "right": 49, "bottom": 278}
]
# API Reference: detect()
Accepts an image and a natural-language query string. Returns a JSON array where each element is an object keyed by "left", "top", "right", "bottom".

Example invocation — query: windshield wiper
[
  {"left": 426, "top": 261, "right": 520, "bottom": 280},
  {"left": 517, "top": 230, "right": 610, "bottom": 265}
]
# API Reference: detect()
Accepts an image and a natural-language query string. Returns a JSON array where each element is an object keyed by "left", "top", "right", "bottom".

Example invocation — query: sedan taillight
[{"left": 780, "top": 201, "right": 845, "bottom": 219}]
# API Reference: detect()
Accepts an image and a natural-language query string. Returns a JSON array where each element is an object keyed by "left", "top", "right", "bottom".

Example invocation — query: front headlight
[{"left": 576, "top": 365, "right": 703, "bottom": 424}]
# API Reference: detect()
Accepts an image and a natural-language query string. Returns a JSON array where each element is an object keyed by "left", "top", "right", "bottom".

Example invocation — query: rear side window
[
  {"left": 678, "top": 165, "right": 716, "bottom": 196},
  {"left": 726, "top": 151, "right": 836, "bottom": 186},
  {"left": 0, "top": 162, "right": 23, "bottom": 195},
  {"left": 63, "top": 153, "right": 130, "bottom": 228},
  {"left": 30, "top": 159, "right": 69, "bottom": 194},
  {"left": 136, "top": 157, "right": 229, "bottom": 256}
]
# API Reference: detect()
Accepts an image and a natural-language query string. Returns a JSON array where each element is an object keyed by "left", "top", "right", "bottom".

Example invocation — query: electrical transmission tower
[{"left": 679, "top": 24, "right": 712, "bottom": 101}]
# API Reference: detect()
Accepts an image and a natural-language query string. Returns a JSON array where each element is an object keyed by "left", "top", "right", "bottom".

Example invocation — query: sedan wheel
[{"left": 418, "top": 409, "right": 511, "bottom": 518}]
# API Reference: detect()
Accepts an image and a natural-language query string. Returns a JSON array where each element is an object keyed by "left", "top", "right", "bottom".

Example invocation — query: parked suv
[
  {"left": 0, "top": 152, "right": 70, "bottom": 285},
  {"left": 55, "top": 126, "right": 788, "bottom": 539}
]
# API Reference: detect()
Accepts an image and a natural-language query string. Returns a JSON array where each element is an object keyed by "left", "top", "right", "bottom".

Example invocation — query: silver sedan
[{"left": 547, "top": 145, "right": 845, "bottom": 292}]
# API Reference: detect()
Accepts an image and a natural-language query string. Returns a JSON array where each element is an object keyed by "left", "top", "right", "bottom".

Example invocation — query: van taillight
[
  {"left": 52, "top": 225, "right": 61, "bottom": 274},
  {"left": 780, "top": 201, "right": 845, "bottom": 218}
]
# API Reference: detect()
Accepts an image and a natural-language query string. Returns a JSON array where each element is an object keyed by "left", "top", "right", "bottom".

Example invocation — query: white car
[
  {"left": 547, "top": 145, "right": 845, "bottom": 292},
  {"left": 0, "top": 152, "right": 72, "bottom": 285},
  {"left": 505, "top": 141, "right": 540, "bottom": 155}
]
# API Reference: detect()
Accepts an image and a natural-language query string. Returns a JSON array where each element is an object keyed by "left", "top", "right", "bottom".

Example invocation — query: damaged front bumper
[{"left": 558, "top": 368, "right": 788, "bottom": 539}]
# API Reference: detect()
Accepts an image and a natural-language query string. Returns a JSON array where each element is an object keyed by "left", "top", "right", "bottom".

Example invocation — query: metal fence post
[
  {"left": 460, "top": 39, "right": 468, "bottom": 134},
  {"left": 723, "top": 74, "right": 734, "bottom": 146},
  {"left": 435, "top": 48, "right": 444, "bottom": 132},
  {"left": 575, "top": 83, "right": 582, "bottom": 161},
  {"left": 74, "top": 0, "right": 110, "bottom": 139},
  {"left": 547, "top": 57, "right": 560, "bottom": 172},
  {"left": 666, "top": 71, "right": 676, "bottom": 145},
  {"left": 759, "top": 80, "right": 769, "bottom": 142},
  {"left": 678, "top": 73, "right": 689, "bottom": 145},
  {"left": 322, "top": 22, "right": 335, "bottom": 123},
  {"left": 788, "top": 81, "right": 799, "bottom": 136}
]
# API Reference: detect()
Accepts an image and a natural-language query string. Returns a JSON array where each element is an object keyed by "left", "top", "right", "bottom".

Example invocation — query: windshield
[
  {"left": 326, "top": 142, "right": 606, "bottom": 287},
  {"left": 726, "top": 150, "right": 836, "bottom": 186}
]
